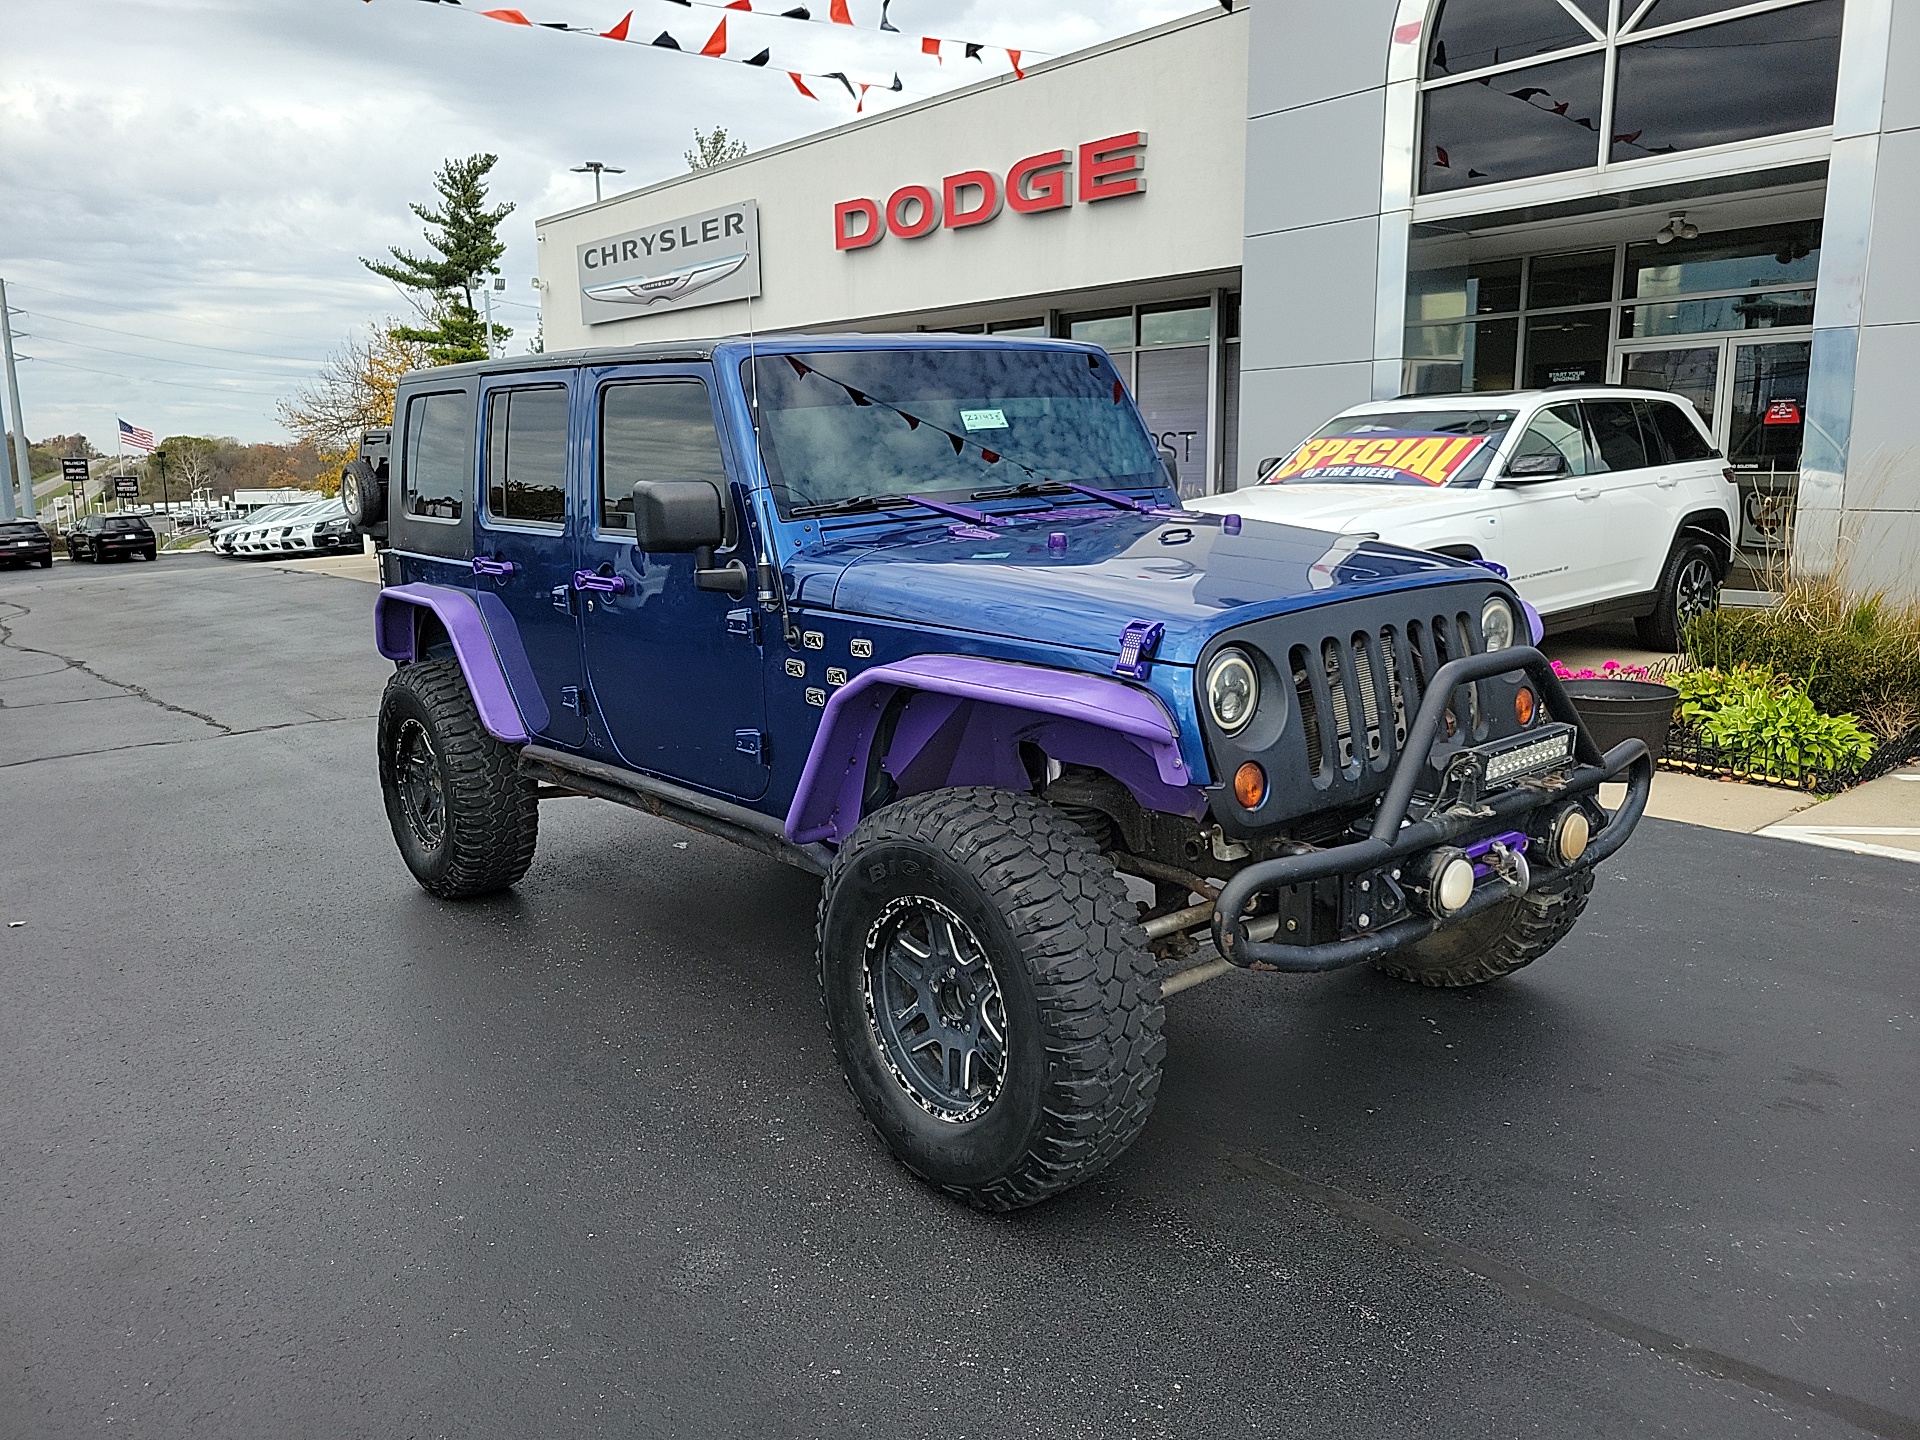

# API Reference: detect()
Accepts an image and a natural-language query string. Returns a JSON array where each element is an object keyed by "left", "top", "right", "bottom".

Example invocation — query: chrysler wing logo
[{"left": 582, "top": 252, "right": 749, "bottom": 308}]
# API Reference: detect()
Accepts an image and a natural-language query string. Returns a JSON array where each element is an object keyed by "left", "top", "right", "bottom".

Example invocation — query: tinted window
[
  {"left": 1527, "top": 250, "right": 1614, "bottom": 308},
  {"left": 1645, "top": 400, "right": 1717, "bottom": 461},
  {"left": 1424, "top": 0, "right": 1595, "bottom": 78},
  {"left": 1509, "top": 404, "right": 1590, "bottom": 476},
  {"left": 486, "top": 386, "right": 568, "bottom": 526},
  {"left": 1419, "top": 51, "right": 1604, "bottom": 193},
  {"left": 1611, "top": 1, "right": 1841, "bottom": 162},
  {"left": 1625, "top": 221, "right": 1821, "bottom": 299},
  {"left": 1583, "top": 400, "right": 1652, "bottom": 472},
  {"left": 0, "top": 522, "right": 44, "bottom": 538},
  {"left": 1524, "top": 309, "right": 1611, "bottom": 386},
  {"left": 598, "top": 380, "right": 728, "bottom": 533},
  {"left": 105, "top": 517, "right": 150, "bottom": 532},
  {"left": 403, "top": 391, "right": 472, "bottom": 522}
]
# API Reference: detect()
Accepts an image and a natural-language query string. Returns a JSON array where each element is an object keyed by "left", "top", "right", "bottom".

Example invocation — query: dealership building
[{"left": 535, "top": 0, "right": 1920, "bottom": 597}]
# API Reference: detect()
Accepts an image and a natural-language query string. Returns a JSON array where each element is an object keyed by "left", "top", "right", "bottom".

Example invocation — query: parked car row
[{"left": 209, "top": 499, "right": 358, "bottom": 558}]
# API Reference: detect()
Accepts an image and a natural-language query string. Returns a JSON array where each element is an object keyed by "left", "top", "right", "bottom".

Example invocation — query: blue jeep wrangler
[{"left": 341, "top": 334, "right": 1652, "bottom": 1209}]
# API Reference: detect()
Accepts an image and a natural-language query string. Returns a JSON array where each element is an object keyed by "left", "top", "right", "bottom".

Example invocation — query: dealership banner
[
  {"left": 1265, "top": 433, "right": 1489, "bottom": 487},
  {"left": 576, "top": 201, "right": 761, "bottom": 324}
]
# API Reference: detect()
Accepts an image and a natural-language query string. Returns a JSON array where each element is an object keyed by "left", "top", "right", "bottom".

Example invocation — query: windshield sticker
[
  {"left": 959, "top": 407, "right": 1009, "bottom": 431},
  {"left": 1266, "top": 432, "right": 1489, "bottom": 487}
]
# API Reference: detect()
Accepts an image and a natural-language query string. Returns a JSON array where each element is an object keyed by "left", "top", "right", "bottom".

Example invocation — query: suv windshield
[
  {"left": 1264, "top": 408, "right": 1518, "bottom": 488},
  {"left": 745, "top": 348, "right": 1163, "bottom": 515}
]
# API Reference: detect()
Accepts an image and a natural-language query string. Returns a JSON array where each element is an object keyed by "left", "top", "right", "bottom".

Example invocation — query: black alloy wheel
[
  {"left": 864, "top": 895, "right": 1009, "bottom": 1121},
  {"left": 1637, "top": 537, "right": 1721, "bottom": 652},
  {"left": 392, "top": 717, "right": 446, "bottom": 851}
]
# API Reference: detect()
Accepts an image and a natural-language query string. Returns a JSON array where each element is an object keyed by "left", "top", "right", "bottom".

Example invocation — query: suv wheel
[
  {"left": 377, "top": 658, "right": 538, "bottom": 899},
  {"left": 1636, "top": 537, "right": 1719, "bottom": 652},
  {"left": 817, "top": 787, "right": 1164, "bottom": 1210},
  {"left": 1373, "top": 869, "right": 1593, "bottom": 988}
]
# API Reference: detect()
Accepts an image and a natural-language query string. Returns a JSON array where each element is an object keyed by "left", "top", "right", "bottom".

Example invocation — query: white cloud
[{"left": 0, "top": 0, "right": 1205, "bottom": 446}]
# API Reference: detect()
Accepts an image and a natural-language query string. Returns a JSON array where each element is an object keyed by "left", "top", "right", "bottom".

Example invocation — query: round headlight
[
  {"left": 1480, "top": 594, "right": 1518, "bottom": 651},
  {"left": 1205, "top": 649, "right": 1259, "bottom": 734}
]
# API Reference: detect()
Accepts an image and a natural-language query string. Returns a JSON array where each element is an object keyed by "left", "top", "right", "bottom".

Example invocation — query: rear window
[
  {"left": 104, "top": 517, "right": 151, "bottom": 531},
  {"left": 0, "top": 522, "right": 45, "bottom": 538},
  {"left": 1646, "top": 399, "right": 1718, "bottom": 461},
  {"left": 1263, "top": 408, "right": 1516, "bottom": 487}
]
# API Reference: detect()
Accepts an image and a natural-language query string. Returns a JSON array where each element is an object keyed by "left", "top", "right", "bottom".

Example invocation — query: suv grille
[{"left": 1290, "top": 608, "right": 1484, "bottom": 782}]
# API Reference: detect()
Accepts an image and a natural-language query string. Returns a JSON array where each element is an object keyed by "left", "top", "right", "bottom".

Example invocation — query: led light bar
[{"left": 1483, "top": 727, "right": 1575, "bottom": 785}]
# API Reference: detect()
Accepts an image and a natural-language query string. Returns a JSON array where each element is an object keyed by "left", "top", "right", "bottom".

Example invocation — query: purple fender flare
[
  {"left": 374, "top": 583, "right": 540, "bottom": 744},
  {"left": 785, "top": 654, "right": 1207, "bottom": 848}
]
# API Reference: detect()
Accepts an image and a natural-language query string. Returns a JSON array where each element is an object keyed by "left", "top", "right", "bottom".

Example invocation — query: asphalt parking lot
[{"left": 2, "top": 554, "right": 1915, "bottom": 1440}]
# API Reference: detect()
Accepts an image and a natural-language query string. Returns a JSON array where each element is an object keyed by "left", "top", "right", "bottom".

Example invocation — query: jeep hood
[{"left": 791, "top": 507, "right": 1482, "bottom": 667}]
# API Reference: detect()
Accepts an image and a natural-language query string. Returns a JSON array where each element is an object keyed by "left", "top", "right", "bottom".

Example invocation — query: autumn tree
[
  {"left": 686, "top": 127, "right": 748, "bottom": 170},
  {"left": 277, "top": 323, "right": 432, "bottom": 492},
  {"left": 363, "top": 153, "right": 514, "bottom": 363}
]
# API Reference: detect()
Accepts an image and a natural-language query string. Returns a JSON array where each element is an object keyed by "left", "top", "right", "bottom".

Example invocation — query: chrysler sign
[
  {"left": 834, "top": 132, "right": 1147, "bottom": 250},
  {"left": 576, "top": 200, "right": 761, "bottom": 325}
]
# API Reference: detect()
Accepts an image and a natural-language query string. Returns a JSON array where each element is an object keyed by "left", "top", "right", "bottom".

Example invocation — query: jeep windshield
[
  {"left": 745, "top": 347, "right": 1165, "bottom": 517},
  {"left": 1263, "top": 408, "right": 1517, "bottom": 488}
]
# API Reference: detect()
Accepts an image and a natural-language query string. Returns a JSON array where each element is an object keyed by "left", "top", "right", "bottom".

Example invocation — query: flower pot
[{"left": 1560, "top": 679, "right": 1679, "bottom": 760}]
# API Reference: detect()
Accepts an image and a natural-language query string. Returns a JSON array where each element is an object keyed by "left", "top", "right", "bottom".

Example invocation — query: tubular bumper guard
[{"left": 1211, "top": 646, "right": 1653, "bottom": 973}]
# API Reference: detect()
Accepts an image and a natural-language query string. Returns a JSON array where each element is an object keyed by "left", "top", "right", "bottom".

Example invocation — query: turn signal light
[
  {"left": 1515, "top": 686, "right": 1536, "bottom": 726},
  {"left": 1233, "top": 760, "right": 1267, "bottom": 809}
]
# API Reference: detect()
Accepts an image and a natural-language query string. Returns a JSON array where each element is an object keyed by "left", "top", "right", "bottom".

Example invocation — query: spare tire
[{"left": 341, "top": 459, "right": 386, "bottom": 529}]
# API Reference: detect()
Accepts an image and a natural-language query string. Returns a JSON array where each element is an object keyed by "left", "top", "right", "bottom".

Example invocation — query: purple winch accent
[
  {"left": 471, "top": 555, "right": 516, "bottom": 578},
  {"left": 907, "top": 494, "right": 1002, "bottom": 527},
  {"left": 1047, "top": 531, "right": 1068, "bottom": 554},
  {"left": 1465, "top": 830, "right": 1530, "bottom": 879},
  {"left": 374, "top": 583, "right": 531, "bottom": 744},
  {"left": 573, "top": 570, "right": 628, "bottom": 595},
  {"left": 786, "top": 654, "right": 1203, "bottom": 847},
  {"left": 1112, "top": 619, "right": 1165, "bottom": 680},
  {"left": 1222, "top": 514, "right": 1242, "bottom": 535}
]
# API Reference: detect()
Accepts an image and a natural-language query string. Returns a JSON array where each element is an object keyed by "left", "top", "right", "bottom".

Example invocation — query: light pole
[
  {"left": 470, "top": 274, "right": 504, "bottom": 360},
  {"left": 0, "top": 279, "right": 34, "bottom": 518},
  {"left": 571, "top": 161, "right": 625, "bottom": 203}
]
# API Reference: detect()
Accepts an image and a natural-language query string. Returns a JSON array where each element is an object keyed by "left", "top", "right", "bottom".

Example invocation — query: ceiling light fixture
[{"left": 1655, "top": 211, "right": 1700, "bottom": 245}]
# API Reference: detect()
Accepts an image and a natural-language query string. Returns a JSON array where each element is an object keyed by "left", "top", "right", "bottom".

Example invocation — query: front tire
[
  {"left": 377, "top": 658, "right": 538, "bottom": 899},
  {"left": 818, "top": 787, "right": 1165, "bottom": 1210},
  {"left": 1636, "top": 537, "right": 1719, "bottom": 652},
  {"left": 1373, "top": 869, "right": 1593, "bottom": 988}
]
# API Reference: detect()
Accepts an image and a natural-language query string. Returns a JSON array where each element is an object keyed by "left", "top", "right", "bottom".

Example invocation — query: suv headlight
[
  {"left": 1480, "top": 595, "right": 1518, "bottom": 651},
  {"left": 1205, "top": 648, "right": 1259, "bottom": 734}
]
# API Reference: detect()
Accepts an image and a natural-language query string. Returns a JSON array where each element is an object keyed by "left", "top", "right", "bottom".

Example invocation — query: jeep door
[
  {"left": 1484, "top": 401, "right": 1608, "bottom": 616},
  {"left": 472, "top": 372, "right": 589, "bottom": 748},
  {"left": 574, "top": 365, "right": 769, "bottom": 801}
]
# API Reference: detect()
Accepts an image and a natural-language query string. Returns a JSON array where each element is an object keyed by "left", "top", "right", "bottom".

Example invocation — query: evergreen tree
[{"left": 363, "top": 154, "right": 514, "bottom": 364}]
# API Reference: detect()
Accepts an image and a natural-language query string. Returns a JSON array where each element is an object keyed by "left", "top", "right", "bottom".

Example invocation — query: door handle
[
  {"left": 472, "top": 555, "right": 516, "bottom": 577},
  {"left": 573, "top": 569, "right": 628, "bottom": 595},
  {"left": 1576, "top": 487, "right": 1600, "bottom": 501},
  {"left": 1655, "top": 476, "right": 1680, "bottom": 488}
]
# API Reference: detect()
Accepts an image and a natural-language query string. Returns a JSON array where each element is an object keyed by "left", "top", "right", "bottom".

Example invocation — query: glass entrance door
[{"left": 1724, "top": 338, "right": 1810, "bottom": 568}]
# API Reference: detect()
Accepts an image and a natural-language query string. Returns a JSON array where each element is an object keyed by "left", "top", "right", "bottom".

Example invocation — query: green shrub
[
  {"left": 1676, "top": 665, "right": 1876, "bottom": 774},
  {"left": 1685, "top": 579, "right": 1920, "bottom": 739}
]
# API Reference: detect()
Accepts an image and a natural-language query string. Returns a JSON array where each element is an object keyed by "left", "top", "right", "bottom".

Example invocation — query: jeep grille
[{"left": 1291, "top": 608, "right": 1483, "bottom": 782}]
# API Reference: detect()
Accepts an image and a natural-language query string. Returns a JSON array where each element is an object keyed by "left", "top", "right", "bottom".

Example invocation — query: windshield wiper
[
  {"left": 788, "top": 494, "right": 920, "bottom": 519},
  {"left": 969, "top": 480, "right": 1071, "bottom": 501}
]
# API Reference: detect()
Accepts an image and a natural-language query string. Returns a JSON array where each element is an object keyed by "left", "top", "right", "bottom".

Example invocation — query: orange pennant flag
[
  {"left": 921, "top": 36, "right": 940, "bottom": 61},
  {"left": 600, "top": 10, "right": 632, "bottom": 40},
  {"left": 1006, "top": 48, "right": 1024, "bottom": 78},
  {"left": 856, "top": 80, "right": 870, "bottom": 112},
  {"left": 700, "top": 17, "right": 727, "bottom": 55},
  {"left": 480, "top": 8, "right": 532, "bottom": 22},
  {"left": 788, "top": 71, "right": 818, "bottom": 98},
  {"left": 829, "top": 0, "right": 853, "bottom": 23}
]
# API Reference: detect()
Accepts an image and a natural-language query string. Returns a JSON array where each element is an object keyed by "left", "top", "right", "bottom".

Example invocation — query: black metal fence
[{"left": 1659, "top": 722, "right": 1920, "bottom": 794}]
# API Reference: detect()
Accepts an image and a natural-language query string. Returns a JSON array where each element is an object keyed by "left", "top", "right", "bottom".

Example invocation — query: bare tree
[{"left": 278, "top": 323, "right": 432, "bottom": 481}]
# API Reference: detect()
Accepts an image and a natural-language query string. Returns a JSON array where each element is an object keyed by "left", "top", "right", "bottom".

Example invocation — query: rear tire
[
  {"left": 1636, "top": 537, "right": 1719, "bottom": 652},
  {"left": 1373, "top": 869, "right": 1593, "bottom": 988},
  {"left": 818, "top": 787, "right": 1164, "bottom": 1210},
  {"left": 377, "top": 658, "right": 538, "bottom": 899}
]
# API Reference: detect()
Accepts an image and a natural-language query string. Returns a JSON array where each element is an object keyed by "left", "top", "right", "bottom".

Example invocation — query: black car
[
  {"left": 0, "top": 519, "right": 54, "bottom": 569},
  {"left": 66, "top": 514, "right": 157, "bottom": 563}
]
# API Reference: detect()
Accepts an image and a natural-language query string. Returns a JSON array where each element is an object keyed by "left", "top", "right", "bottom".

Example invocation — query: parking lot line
[{"left": 1755, "top": 825, "right": 1920, "bottom": 863}]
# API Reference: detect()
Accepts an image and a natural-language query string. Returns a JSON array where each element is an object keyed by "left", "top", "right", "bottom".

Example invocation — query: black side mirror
[
  {"left": 1503, "top": 452, "right": 1569, "bottom": 480},
  {"left": 631, "top": 480, "right": 725, "bottom": 552}
]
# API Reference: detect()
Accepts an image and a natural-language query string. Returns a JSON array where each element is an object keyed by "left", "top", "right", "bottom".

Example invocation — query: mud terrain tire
[{"left": 1372, "top": 869, "right": 1594, "bottom": 988}]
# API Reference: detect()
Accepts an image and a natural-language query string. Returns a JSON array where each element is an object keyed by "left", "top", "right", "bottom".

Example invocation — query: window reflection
[
  {"left": 1621, "top": 290, "right": 1815, "bottom": 338},
  {"left": 1527, "top": 249, "right": 1614, "bottom": 308},
  {"left": 1425, "top": 0, "right": 1595, "bottom": 79},
  {"left": 1420, "top": 51, "right": 1605, "bottom": 192},
  {"left": 1625, "top": 221, "right": 1821, "bottom": 298}
]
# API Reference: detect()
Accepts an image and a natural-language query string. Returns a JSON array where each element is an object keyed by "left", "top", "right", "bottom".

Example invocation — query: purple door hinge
[{"left": 1113, "top": 620, "right": 1165, "bottom": 680}]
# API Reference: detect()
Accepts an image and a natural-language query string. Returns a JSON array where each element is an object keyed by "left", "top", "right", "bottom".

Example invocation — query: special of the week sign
[{"left": 1265, "top": 433, "right": 1490, "bottom": 487}]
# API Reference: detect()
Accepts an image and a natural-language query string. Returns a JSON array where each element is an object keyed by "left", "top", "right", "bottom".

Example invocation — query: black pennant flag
[
  {"left": 652, "top": 30, "right": 681, "bottom": 47},
  {"left": 948, "top": 433, "right": 964, "bottom": 455},
  {"left": 963, "top": 42, "right": 983, "bottom": 61},
  {"left": 745, "top": 47, "right": 770, "bottom": 65},
  {"left": 820, "top": 70, "right": 858, "bottom": 98}
]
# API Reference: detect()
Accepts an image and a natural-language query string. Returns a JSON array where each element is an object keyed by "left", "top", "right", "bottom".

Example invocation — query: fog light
[
  {"left": 1550, "top": 807, "right": 1591, "bottom": 865},
  {"left": 1233, "top": 761, "right": 1267, "bottom": 809},
  {"left": 1413, "top": 847, "right": 1478, "bottom": 919},
  {"left": 1515, "top": 686, "right": 1536, "bottom": 726}
]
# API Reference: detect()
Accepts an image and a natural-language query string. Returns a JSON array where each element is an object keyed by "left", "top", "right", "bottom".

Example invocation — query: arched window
[{"left": 1417, "top": 0, "right": 1843, "bottom": 195}]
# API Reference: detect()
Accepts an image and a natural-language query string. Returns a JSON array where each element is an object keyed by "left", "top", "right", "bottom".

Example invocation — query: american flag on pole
[{"left": 118, "top": 418, "right": 155, "bottom": 453}]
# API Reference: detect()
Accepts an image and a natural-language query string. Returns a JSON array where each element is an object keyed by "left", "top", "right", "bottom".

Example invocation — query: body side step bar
[{"left": 518, "top": 743, "right": 832, "bottom": 876}]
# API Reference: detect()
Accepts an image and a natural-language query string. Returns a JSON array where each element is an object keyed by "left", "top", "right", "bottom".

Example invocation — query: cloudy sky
[{"left": 0, "top": 0, "right": 1205, "bottom": 449}]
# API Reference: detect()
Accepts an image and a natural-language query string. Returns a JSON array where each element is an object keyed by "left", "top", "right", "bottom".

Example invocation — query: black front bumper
[{"left": 1211, "top": 646, "right": 1652, "bottom": 973}]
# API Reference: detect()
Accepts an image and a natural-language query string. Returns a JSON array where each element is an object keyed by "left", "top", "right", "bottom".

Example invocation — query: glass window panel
[
  {"left": 1510, "top": 402, "right": 1592, "bottom": 475},
  {"left": 1626, "top": 221, "right": 1821, "bottom": 298},
  {"left": 1528, "top": 249, "right": 1614, "bottom": 308},
  {"left": 1220, "top": 291, "right": 1241, "bottom": 341},
  {"left": 987, "top": 318, "right": 1045, "bottom": 336},
  {"left": 1467, "top": 317, "right": 1519, "bottom": 389},
  {"left": 1401, "top": 317, "right": 1518, "bottom": 394},
  {"left": 1582, "top": 398, "right": 1653, "bottom": 471},
  {"left": 1524, "top": 308, "right": 1610, "bottom": 386},
  {"left": 1420, "top": 52, "right": 1605, "bottom": 192},
  {"left": 1135, "top": 346, "right": 1211, "bottom": 498},
  {"left": 1726, "top": 340, "right": 1811, "bottom": 476},
  {"left": 486, "top": 387, "right": 568, "bottom": 526},
  {"left": 1620, "top": 288, "right": 1816, "bottom": 337},
  {"left": 402, "top": 391, "right": 471, "bottom": 522},
  {"left": 1407, "top": 258, "right": 1524, "bottom": 324},
  {"left": 1424, "top": 0, "right": 1594, "bottom": 78},
  {"left": 1065, "top": 310, "right": 1134, "bottom": 351},
  {"left": 1611, "top": 1, "right": 1842, "bottom": 162},
  {"left": 1618, "top": 345, "right": 1720, "bottom": 425},
  {"left": 1631, "top": 0, "right": 1764, "bottom": 30},
  {"left": 1470, "top": 258, "right": 1523, "bottom": 314},
  {"left": 1139, "top": 302, "right": 1212, "bottom": 348},
  {"left": 598, "top": 380, "right": 728, "bottom": 533}
]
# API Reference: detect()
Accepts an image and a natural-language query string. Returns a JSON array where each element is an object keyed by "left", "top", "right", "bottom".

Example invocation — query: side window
[
  {"left": 1647, "top": 400, "right": 1717, "bottom": 462},
  {"left": 1582, "top": 399, "right": 1652, "bottom": 473},
  {"left": 402, "top": 390, "right": 473, "bottom": 522},
  {"left": 1509, "top": 403, "right": 1589, "bottom": 476},
  {"left": 485, "top": 386, "right": 569, "bottom": 526},
  {"left": 598, "top": 379, "right": 730, "bottom": 534}
]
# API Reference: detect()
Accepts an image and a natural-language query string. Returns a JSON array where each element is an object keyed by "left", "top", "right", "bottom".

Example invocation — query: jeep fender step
[{"left": 518, "top": 743, "right": 833, "bottom": 875}]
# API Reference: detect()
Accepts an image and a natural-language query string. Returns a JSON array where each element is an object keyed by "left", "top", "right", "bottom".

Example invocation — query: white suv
[{"left": 1192, "top": 387, "right": 1738, "bottom": 650}]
